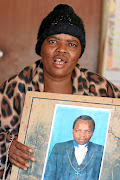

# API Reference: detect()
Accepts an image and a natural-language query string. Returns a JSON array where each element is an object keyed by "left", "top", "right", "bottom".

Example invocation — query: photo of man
[{"left": 44, "top": 115, "right": 104, "bottom": 180}]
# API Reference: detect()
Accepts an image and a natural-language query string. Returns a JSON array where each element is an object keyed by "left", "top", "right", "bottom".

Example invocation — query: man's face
[
  {"left": 72, "top": 119, "right": 94, "bottom": 145},
  {"left": 40, "top": 34, "right": 81, "bottom": 80}
]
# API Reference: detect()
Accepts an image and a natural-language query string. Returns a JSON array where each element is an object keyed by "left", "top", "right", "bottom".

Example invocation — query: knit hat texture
[{"left": 35, "top": 4, "right": 86, "bottom": 57}]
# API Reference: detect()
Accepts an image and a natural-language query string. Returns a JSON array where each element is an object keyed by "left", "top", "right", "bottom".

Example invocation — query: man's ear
[{"left": 91, "top": 131, "right": 94, "bottom": 137}]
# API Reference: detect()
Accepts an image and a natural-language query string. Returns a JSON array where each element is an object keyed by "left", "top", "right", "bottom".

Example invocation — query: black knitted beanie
[{"left": 35, "top": 4, "right": 86, "bottom": 57}]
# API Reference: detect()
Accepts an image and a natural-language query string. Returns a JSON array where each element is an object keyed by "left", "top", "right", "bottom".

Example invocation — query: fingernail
[
  {"left": 31, "top": 157, "right": 36, "bottom": 161},
  {"left": 24, "top": 167, "right": 27, "bottom": 171},
  {"left": 29, "top": 149, "right": 33, "bottom": 153},
  {"left": 25, "top": 163, "right": 30, "bottom": 168}
]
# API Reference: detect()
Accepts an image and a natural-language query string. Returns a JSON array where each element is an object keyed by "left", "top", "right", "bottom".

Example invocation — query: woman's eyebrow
[
  {"left": 66, "top": 39, "right": 79, "bottom": 44},
  {"left": 47, "top": 36, "right": 79, "bottom": 44},
  {"left": 47, "top": 36, "right": 60, "bottom": 40}
]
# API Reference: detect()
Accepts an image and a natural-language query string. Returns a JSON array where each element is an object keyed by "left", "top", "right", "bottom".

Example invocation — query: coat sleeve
[
  {"left": 0, "top": 60, "right": 41, "bottom": 179},
  {"left": 0, "top": 77, "right": 26, "bottom": 179},
  {"left": 83, "top": 69, "right": 120, "bottom": 98}
]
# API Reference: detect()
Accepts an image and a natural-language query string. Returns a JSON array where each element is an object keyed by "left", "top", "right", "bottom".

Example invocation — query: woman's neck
[{"left": 43, "top": 73, "right": 73, "bottom": 94}]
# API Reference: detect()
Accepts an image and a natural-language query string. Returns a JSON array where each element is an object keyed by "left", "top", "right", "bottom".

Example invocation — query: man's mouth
[
  {"left": 53, "top": 58, "right": 67, "bottom": 64},
  {"left": 78, "top": 138, "right": 85, "bottom": 141}
]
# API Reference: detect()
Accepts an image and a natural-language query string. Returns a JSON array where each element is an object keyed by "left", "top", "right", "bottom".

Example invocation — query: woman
[{"left": 0, "top": 4, "right": 120, "bottom": 179}]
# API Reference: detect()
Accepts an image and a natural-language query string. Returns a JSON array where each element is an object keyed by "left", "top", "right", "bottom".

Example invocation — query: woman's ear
[
  {"left": 39, "top": 50, "right": 42, "bottom": 61},
  {"left": 39, "top": 55, "right": 42, "bottom": 61}
]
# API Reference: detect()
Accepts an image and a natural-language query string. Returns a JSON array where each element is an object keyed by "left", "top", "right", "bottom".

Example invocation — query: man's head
[
  {"left": 35, "top": 4, "right": 85, "bottom": 58},
  {"left": 72, "top": 115, "right": 95, "bottom": 145}
]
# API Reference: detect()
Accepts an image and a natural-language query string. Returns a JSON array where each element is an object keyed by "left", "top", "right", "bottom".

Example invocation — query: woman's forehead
[{"left": 46, "top": 34, "right": 80, "bottom": 43}]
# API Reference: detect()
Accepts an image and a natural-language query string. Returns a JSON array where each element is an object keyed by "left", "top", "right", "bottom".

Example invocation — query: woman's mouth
[{"left": 53, "top": 58, "right": 67, "bottom": 64}]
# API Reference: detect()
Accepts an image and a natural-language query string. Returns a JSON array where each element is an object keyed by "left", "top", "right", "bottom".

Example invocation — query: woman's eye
[
  {"left": 69, "top": 43, "right": 77, "bottom": 47},
  {"left": 48, "top": 40, "right": 57, "bottom": 44}
]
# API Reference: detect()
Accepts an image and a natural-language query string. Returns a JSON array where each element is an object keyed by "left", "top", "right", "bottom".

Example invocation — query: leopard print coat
[{"left": 0, "top": 60, "right": 120, "bottom": 179}]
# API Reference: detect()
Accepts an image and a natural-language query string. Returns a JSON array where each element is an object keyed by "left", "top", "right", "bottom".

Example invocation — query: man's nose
[
  {"left": 56, "top": 43, "right": 67, "bottom": 53},
  {"left": 79, "top": 131, "right": 86, "bottom": 137}
]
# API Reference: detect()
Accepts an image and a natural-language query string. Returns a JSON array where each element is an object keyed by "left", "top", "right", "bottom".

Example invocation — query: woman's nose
[{"left": 56, "top": 43, "right": 67, "bottom": 53}]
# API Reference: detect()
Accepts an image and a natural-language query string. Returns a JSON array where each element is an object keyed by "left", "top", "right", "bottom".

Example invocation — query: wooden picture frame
[{"left": 10, "top": 91, "right": 120, "bottom": 180}]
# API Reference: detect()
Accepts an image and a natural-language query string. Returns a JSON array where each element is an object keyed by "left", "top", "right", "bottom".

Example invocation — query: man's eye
[
  {"left": 86, "top": 130, "right": 91, "bottom": 133},
  {"left": 76, "top": 129, "right": 80, "bottom": 132}
]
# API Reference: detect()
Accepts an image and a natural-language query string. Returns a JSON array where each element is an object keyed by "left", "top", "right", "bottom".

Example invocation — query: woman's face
[{"left": 40, "top": 34, "right": 81, "bottom": 80}]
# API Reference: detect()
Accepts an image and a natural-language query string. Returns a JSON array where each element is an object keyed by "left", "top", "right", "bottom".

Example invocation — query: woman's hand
[{"left": 9, "top": 138, "right": 36, "bottom": 170}]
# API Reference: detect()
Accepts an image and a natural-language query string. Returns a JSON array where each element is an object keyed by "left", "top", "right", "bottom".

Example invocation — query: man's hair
[{"left": 73, "top": 115, "right": 95, "bottom": 131}]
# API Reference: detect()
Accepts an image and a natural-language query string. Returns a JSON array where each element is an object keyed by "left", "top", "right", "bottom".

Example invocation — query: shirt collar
[{"left": 73, "top": 140, "right": 89, "bottom": 148}]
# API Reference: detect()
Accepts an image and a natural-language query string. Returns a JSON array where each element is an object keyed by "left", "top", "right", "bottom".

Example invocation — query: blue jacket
[{"left": 44, "top": 140, "right": 103, "bottom": 180}]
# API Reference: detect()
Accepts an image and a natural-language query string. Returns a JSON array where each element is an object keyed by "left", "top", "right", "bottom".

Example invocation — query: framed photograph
[{"left": 10, "top": 92, "right": 120, "bottom": 180}]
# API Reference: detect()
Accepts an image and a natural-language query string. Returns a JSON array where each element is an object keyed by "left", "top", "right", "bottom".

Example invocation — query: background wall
[
  {"left": 0, "top": 0, "right": 102, "bottom": 85},
  {"left": 99, "top": 0, "right": 120, "bottom": 89}
]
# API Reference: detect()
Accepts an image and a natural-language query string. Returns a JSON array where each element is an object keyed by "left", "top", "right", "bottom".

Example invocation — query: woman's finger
[
  {"left": 9, "top": 156, "right": 29, "bottom": 170},
  {"left": 9, "top": 139, "right": 36, "bottom": 169}
]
